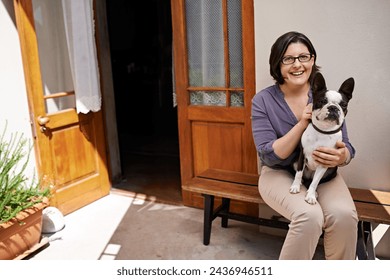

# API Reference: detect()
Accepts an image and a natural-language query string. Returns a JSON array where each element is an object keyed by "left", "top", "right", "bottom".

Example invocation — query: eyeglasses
[{"left": 281, "top": 54, "right": 313, "bottom": 65}]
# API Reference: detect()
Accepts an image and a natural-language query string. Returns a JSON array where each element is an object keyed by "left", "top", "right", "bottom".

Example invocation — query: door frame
[{"left": 94, "top": 0, "right": 122, "bottom": 183}]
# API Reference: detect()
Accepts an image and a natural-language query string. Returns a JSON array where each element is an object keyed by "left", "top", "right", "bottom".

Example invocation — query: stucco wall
[
  {"left": 0, "top": 1, "right": 37, "bottom": 177},
  {"left": 254, "top": 0, "right": 390, "bottom": 258}
]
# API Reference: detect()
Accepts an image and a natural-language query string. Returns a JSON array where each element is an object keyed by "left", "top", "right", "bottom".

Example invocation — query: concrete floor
[{"left": 29, "top": 191, "right": 327, "bottom": 260}]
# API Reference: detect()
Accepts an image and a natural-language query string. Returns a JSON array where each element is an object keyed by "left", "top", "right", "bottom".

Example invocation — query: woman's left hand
[{"left": 312, "top": 141, "right": 349, "bottom": 168}]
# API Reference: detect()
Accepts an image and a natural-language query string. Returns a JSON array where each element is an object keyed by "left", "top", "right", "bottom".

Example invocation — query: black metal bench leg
[
  {"left": 203, "top": 194, "right": 214, "bottom": 245},
  {"left": 364, "top": 221, "right": 375, "bottom": 260},
  {"left": 356, "top": 221, "right": 375, "bottom": 260},
  {"left": 356, "top": 221, "right": 367, "bottom": 259},
  {"left": 221, "top": 198, "right": 230, "bottom": 228}
]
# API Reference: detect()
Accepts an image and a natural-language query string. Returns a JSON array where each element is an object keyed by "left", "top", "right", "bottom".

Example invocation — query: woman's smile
[{"left": 291, "top": 70, "right": 304, "bottom": 76}]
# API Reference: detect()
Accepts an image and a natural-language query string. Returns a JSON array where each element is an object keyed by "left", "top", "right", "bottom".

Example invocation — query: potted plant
[{"left": 0, "top": 124, "right": 50, "bottom": 260}]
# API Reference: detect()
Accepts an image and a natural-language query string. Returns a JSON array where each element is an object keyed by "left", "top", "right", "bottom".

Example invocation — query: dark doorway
[{"left": 105, "top": 0, "right": 182, "bottom": 204}]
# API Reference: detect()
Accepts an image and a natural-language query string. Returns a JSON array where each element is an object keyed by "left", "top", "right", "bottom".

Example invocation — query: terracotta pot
[{"left": 0, "top": 200, "right": 47, "bottom": 260}]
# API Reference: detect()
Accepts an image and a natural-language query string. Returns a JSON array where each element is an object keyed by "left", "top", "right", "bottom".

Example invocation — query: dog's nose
[
  {"left": 327, "top": 105, "right": 340, "bottom": 120},
  {"left": 328, "top": 105, "right": 339, "bottom": 112}
]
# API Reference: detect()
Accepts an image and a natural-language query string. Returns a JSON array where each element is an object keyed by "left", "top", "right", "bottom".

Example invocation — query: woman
[{"left": 251, "top": 31, "right": 358, "bottom": 260}]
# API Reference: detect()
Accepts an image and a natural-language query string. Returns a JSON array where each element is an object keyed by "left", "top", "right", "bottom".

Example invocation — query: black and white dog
[{"left": 290, "top": 72, "right": 354, "bottom": 204}]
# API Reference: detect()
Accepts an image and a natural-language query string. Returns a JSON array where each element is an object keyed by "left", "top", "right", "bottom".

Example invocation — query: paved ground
[{"left": 28, "top": 192, "right": 326, "bottom": 260}]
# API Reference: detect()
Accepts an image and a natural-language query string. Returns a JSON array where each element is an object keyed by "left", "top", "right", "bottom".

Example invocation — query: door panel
[
  {"left": 14, "top": 0, "right": 110, "bottom": 215},
  {"left": 172, "top": 0, "right": 257, "bottom": 212},
  {"left": 51, "top": 122, "right": 97, "bottom": 183},
  {"left": 192, "top": 122, "right": 243, "bottom": 175}
]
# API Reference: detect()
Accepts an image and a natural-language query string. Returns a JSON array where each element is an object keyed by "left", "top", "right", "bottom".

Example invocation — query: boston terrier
[{"left": 289, "top": 72, "right": 354, "bottom": 204}]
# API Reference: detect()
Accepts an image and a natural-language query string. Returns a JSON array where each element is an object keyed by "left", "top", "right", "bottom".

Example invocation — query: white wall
[
  {"left": 254, "top": 0, "right": 390, "bottom": 258},
  {"left": 0, "top": 1, "right": 37, "bottom": 177}
]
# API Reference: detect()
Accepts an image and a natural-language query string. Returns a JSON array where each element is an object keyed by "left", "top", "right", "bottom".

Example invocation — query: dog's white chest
[{"left": 302, "top": 124, "right": 341, "bottom": 170}]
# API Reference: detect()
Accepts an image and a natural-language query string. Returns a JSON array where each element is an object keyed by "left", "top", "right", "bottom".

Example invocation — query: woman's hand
[
  {"left": 298, "top": 103, "right": 313, "bottom": 129},
  {"left": 312, "top": 140, "right": 349, "bottom": 168},
  {"left": 272, "top": 104, "right": 313, "bottom": 160}
]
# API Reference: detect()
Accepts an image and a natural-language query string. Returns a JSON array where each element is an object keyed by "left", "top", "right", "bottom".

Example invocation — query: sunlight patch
[{"left": 100, "top": 243, "right": 121, "bottom": 260}]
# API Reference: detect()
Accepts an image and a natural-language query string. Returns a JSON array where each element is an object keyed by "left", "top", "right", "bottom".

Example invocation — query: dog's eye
[
  {"left": 320, "top": 99, "right": 328, "bottom": 106},
  {"left": 340, "top": 101, "right": 348, "bottom": 108}
]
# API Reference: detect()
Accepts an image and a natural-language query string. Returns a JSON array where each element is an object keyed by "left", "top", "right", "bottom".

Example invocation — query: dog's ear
[
  {"left": 311, "top": 72, "right": 327, "bottom": 94},
  {"left": 339, "top": 77, "right": 354, "bottom": 101}
]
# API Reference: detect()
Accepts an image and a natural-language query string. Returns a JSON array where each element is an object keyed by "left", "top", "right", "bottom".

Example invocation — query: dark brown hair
[{"left": 269, "top": 31, "right": 320, "bottom": 84}]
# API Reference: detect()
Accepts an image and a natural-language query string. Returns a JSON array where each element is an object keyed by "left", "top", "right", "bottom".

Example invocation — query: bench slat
[
  {"left": 198, "top": 169, "right": 259, "bottom": 186},
  {"left": 349, "top": 188, "right": 390, "bottom": 206},
  {"left": 355, "top": 202, "right": 390, "bottom": 224},
  {"left": 183, "top": 177, "right": 264, "bottom": 204}
]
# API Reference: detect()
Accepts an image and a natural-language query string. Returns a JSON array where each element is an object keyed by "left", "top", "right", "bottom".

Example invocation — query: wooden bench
[{"left": 182, "top": 169, "right": 390, "bottom": 260}]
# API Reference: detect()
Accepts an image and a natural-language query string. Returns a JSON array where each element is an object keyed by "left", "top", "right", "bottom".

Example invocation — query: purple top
[{"left": 251, "top": 84, "right": 355, "bottom": 168}]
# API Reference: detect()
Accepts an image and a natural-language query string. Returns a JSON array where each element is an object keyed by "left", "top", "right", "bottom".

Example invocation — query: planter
[{"left": 0, "top": 200, "right": 47, "bottom": 260}]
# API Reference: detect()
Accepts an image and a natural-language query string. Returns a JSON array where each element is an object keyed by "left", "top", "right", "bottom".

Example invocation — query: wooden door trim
[
  {"left": 241, "top": 0, "right": 257, "bottom": 173},
  {"left": 188, "top": 107, "right": 245, "bottom": 122},
  {"left": 171, "top": 0, "right": 193, "bottom": 182},
  {"left": 14, "top": 0, "right": 52, "bottom": 173}
]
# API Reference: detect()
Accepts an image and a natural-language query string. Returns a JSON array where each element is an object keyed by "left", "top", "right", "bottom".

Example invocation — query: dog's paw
[
  {"left": 289, "top": 183, "right": 301, "bottom": 194},
  {"left": 305, "top": 190, "right": 318, "bottom": 204}
]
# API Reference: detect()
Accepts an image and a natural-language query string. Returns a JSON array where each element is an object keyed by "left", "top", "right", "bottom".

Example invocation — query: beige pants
[{"left": 259, "top": 166, "right": 358, "bottom": 260}]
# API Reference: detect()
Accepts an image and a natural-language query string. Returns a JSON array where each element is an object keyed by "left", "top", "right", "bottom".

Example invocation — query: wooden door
[
  {"left": 171, "top": 0, "right": 257, "bottom": 211},
  {"left": 14, "top": 0, "right": 110, "bottom": 215}
]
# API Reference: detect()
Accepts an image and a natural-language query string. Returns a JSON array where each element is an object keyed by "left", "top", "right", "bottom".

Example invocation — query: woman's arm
[{"left": 251, "top": 90, "right": 312, "bottom": 166}]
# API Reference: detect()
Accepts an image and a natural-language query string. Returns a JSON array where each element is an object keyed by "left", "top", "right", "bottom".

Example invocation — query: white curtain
[
  {"left": 199, "top": 0, "right": 224, "bottom": 87},
  {"left": 184, "top": 0, "right": 227, "bottom": 106},
  {"left": 33, "top": 0, "right": 75, "bottom": 113},
  {"left": 186, "top": 0, "right": 225, "bottom": 87},
  {"left": 61, "top": 0, "right": 101, "bottom": 114}
]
